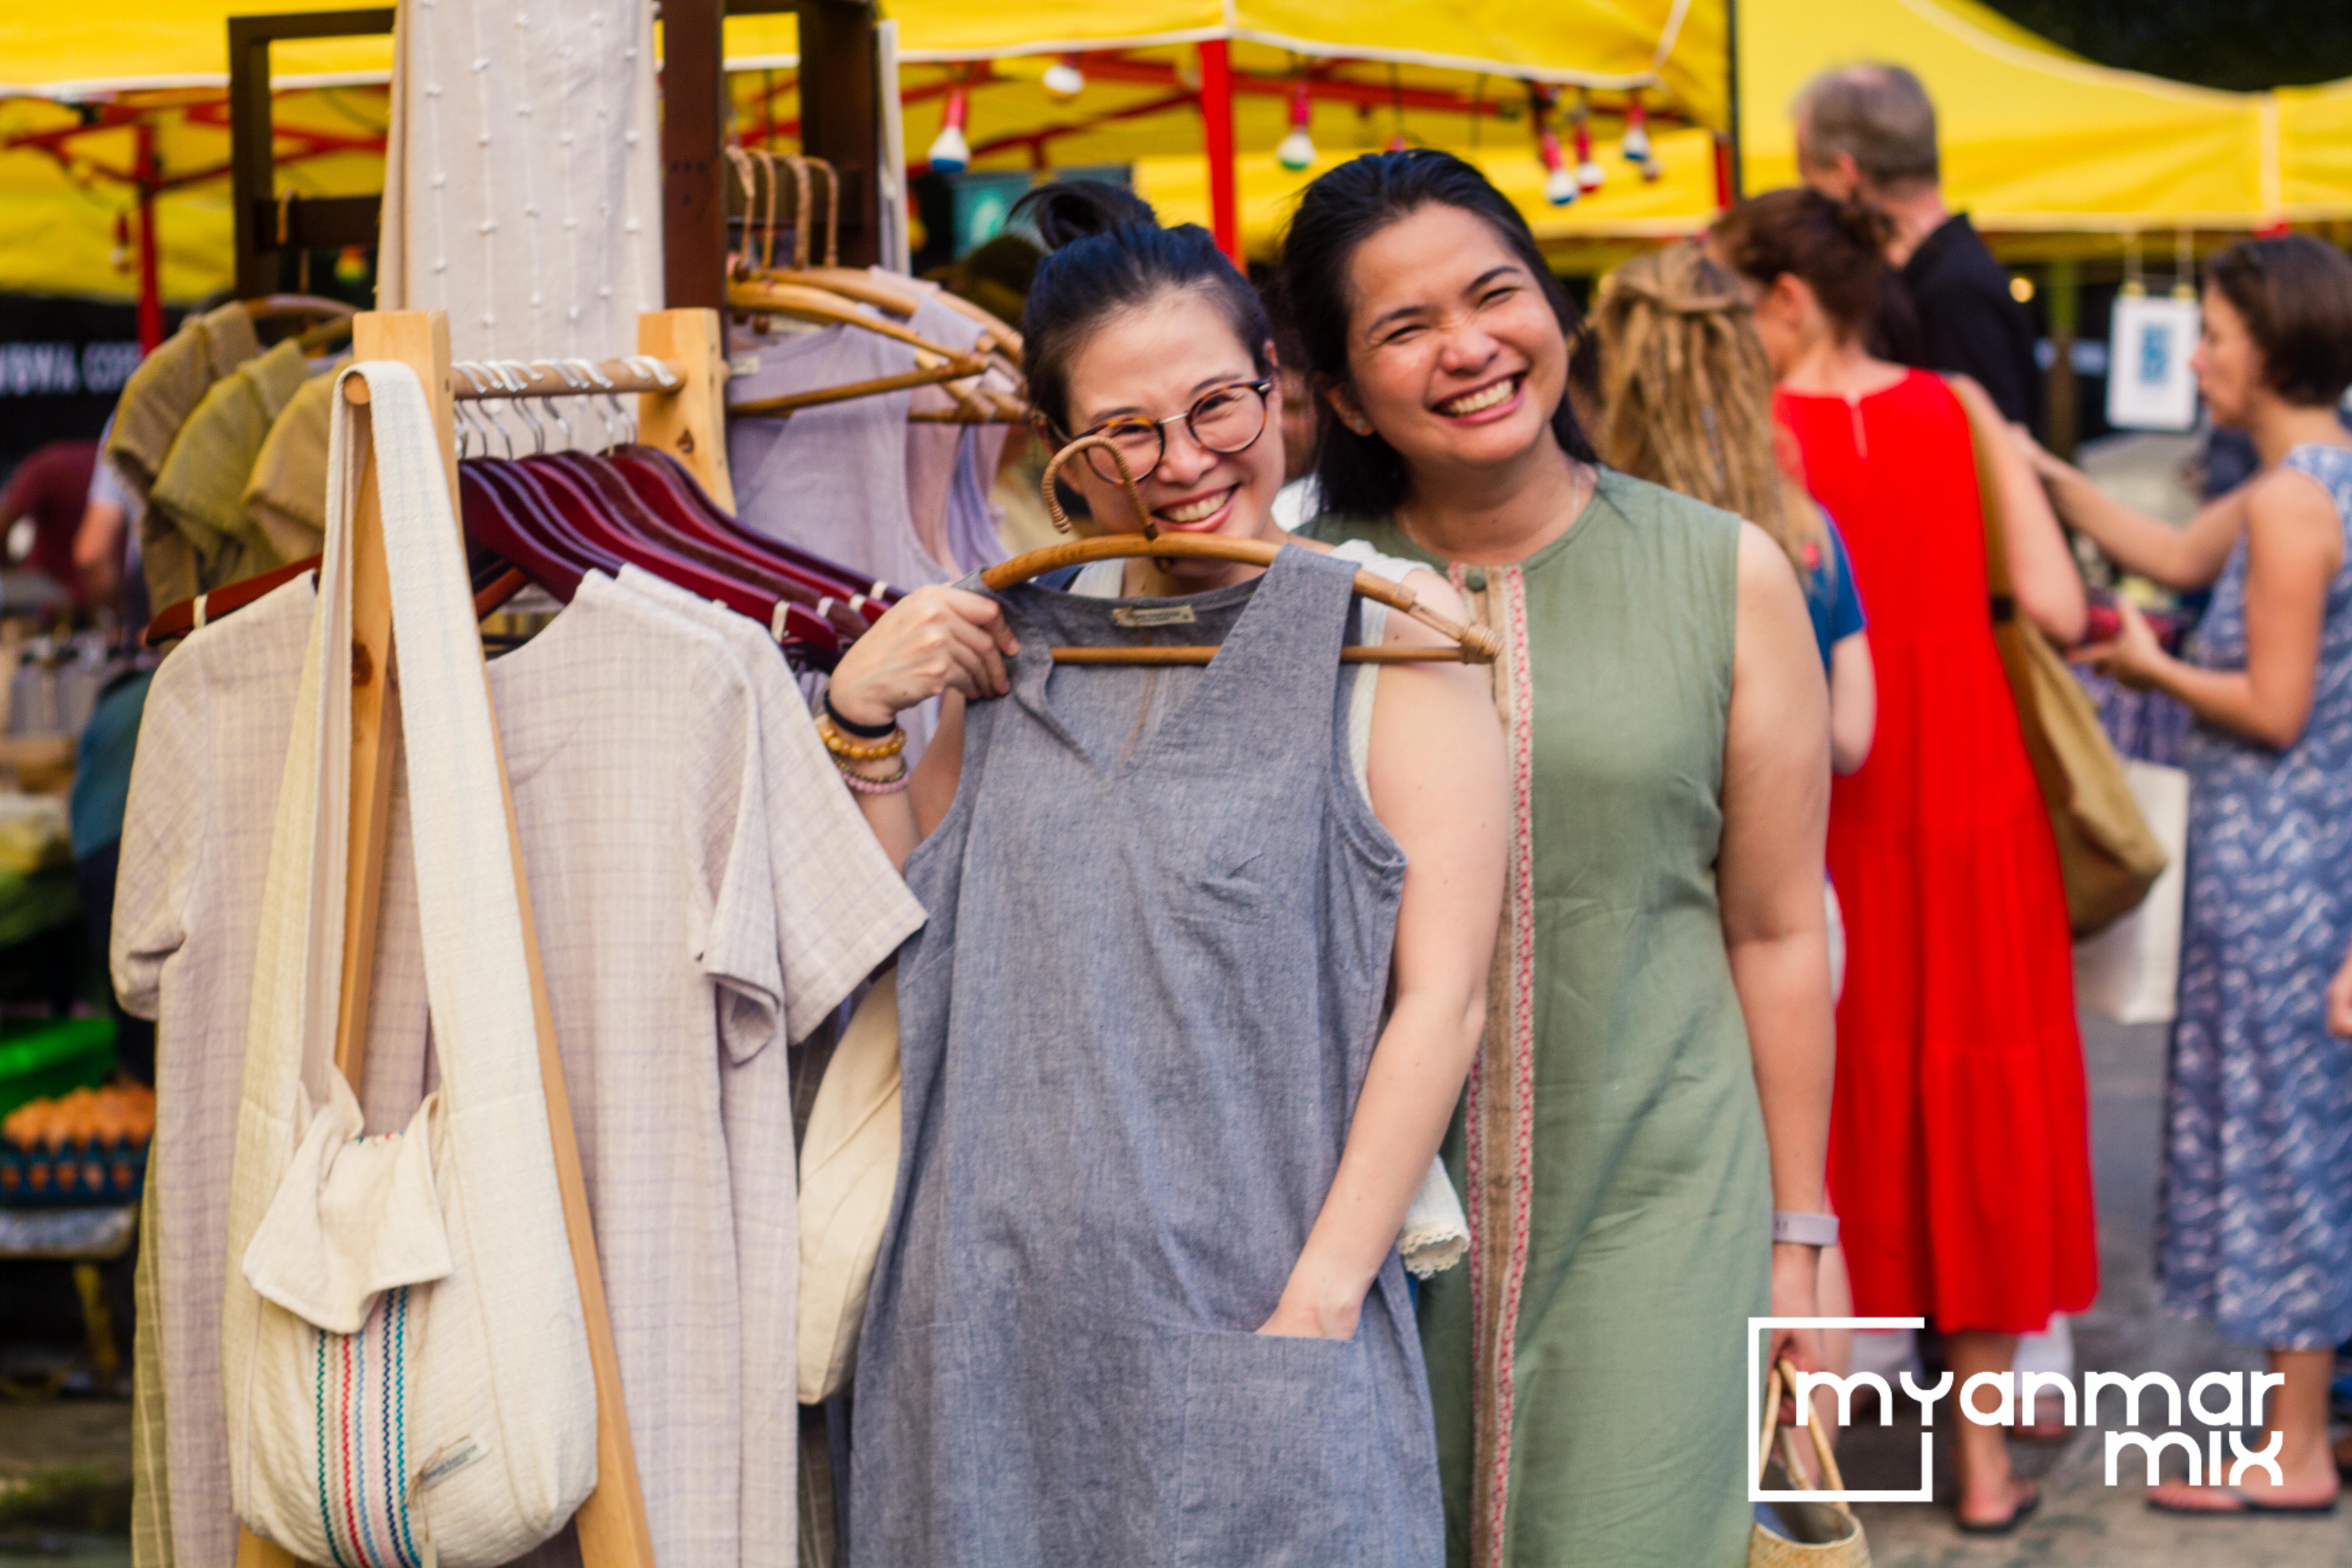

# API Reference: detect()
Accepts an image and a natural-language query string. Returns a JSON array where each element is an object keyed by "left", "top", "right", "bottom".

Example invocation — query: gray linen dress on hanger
[{"left": 851, "top": 545, "right": 1443, "bottom": 1566}]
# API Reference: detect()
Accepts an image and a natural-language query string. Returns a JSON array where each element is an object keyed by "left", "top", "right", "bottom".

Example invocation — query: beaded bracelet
[
  {"left": 815, "top": 713, "right": 907, "bottom": 761},
  {"left": 838, "top": 757, "right": 911, "bottom": 795}
]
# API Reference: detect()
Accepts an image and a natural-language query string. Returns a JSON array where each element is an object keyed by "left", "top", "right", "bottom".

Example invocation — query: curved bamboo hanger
[{"left": 983, "top": 435, "right": 1499, "bottom": 666}]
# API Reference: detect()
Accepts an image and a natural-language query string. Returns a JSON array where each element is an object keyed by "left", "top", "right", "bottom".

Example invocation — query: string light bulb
[
  {"left": 1042, "top": 54, "right": 1085, "bottom": 101},
  {"left": 1532, "top": 86, "right": 1577, "bottom": 206},
  {"left": 1277, "top": 78, "right": 1317, "bottom": 172},
  {"left": 1621, "top": 93, "right": 1653, "bottom": 165},
  {"left": 928, "top": 84, "right": 970, "bottom": 174},
  {"left": 1574, "top": 89, "right": 1605, "bottom": 193}
]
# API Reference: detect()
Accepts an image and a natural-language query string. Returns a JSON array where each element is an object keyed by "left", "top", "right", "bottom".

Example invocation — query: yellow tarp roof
[
  {"left": 7, "top": 0, "right": 2352, "bottom": 306},
  {"left": 866, "top": 0, "right": 1725, "bottom": 131},
  {"left": 1739, "top": 0, "right": 2299, "bottom": 230},
  {"left": 0, "top": 1, "right": 392, "bottom": 93}
]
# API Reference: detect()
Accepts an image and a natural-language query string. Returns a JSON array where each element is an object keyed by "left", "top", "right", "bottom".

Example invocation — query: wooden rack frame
[
  {"left": 239, "top": 308, "right": 728, "bottom": 1568},
  {"left": 228, "top": 8, "right": 394, "bottom": 300}
]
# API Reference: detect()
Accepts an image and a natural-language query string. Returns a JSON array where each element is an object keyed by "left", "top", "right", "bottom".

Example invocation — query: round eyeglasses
[{"left": 1070, "top": 378, "right": 1274, "bottom": 484}]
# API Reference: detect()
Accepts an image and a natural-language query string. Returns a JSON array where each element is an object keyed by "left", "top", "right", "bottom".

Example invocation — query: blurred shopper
[
  {"left": 2020, "top": 234, "right": 2352, "bottom": 1515},
  {"left": 1588, "top": 244, "right": 1877, "bottom": 776},
  {"left": 1796, "top": 64, "right": 2043, "bottom": 432},
  {"left": 1717, "top": 186, "right": 2093, "bottom": 1536},
  {"left": 0, "top": 438, "right": 99, "bottom": 606},
  {"left": 1284, "top": 149, "right": 1838, "bottom": 1568}
]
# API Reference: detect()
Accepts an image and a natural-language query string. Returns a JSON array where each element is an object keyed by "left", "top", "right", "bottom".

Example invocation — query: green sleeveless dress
[{"left": 1304, "top": 469, "right": 1772, "bottom": 1568}]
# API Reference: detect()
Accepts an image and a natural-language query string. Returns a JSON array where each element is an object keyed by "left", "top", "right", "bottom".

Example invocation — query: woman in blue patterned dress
[{"left": 2021, "top": 234, "right": 2352, "bottom": 1514}]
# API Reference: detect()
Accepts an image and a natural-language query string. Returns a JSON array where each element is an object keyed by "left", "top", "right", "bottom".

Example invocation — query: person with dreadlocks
[{"left": 1589, "top": 243, "right": 1877, "bottom": 779}]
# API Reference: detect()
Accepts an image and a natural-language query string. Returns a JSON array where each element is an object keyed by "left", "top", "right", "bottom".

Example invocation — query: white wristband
[{"left": 1772, "top": 1211, "right": 1839, "bottom": 1248}]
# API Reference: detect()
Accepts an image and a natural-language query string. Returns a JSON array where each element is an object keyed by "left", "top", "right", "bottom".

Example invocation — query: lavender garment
[{"left": 725, "top": 322, "right": 950, "bottom": 598}]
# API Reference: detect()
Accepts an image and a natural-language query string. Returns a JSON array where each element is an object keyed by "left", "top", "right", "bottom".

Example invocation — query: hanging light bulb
[
  {"left": 1574, "top": 89, "right": 1605, "bottom": 194},
  {"left": 1621, "top": 93, "right": 1653, "bottom": 166},
  {"left": 1043, "top": 54, "right": 1086, "bottom": 101},
  {"left": 1277, "top": 78, "right": 1317, "bottom": 172},
  {"left": 1531, "top": 88, "right": 1577, "bottom": 206},
  {"left": 928, "top": 83, "right": 970, "bottom": 175}
]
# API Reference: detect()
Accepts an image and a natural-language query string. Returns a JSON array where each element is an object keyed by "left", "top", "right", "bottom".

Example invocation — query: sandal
[
  {"left": 1955, "top": 1478, "right": 2041, "bottom": 1536},
  {"left": 2147, "top": 1486, "right": 2337, "bottom": 1517}
]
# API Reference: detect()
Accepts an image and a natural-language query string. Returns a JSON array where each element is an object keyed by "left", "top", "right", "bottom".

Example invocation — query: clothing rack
[{"left": 238, "top": 308, "right": 727, "bottom": 1568}]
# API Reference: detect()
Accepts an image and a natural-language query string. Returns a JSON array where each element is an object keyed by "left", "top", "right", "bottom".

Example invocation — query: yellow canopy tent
[
  {"left": 0, "top": 2, "right": 390, "bottom": 312},
  {"left": 723, "top": 4, "right": 1722, "bottom": 265},
  {"left": 8, "top": 0, "right": 2352, "bottom": 306}
]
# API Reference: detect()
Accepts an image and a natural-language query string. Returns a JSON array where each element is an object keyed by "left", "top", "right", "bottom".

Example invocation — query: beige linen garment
[
  {"left": 116, "top": 576, "right": 429, "bottom": 1568},
  {"left": 612, "top": 563, "right": 924, "bottom": 1565},
  {"left": 377, "top": 0, "right": 661, "bottom": 359},
  {"left": 118, "top": 572, "right": 916, "bottom": 1568}
]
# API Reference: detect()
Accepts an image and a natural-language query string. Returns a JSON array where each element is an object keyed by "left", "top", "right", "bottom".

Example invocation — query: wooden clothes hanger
[
  {"left": 722, "top": 149, "right": 1020, "bottom": 418},
  {"left": 142, "top": 555, "right": 527, "bottom": 647},
  {"left": 242, "top": 294, "right": 356, "bottom": 325},
  {"left": 985, "top": 436, "right": 1501, "bottom": 666}
]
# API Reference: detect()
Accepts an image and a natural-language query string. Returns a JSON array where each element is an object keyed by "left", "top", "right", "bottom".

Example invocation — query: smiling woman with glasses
[{"left": 813, "top": 181, "right": 1509, "bottom": 1568}]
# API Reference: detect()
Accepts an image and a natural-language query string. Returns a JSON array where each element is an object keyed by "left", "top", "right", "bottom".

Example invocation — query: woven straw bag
[{"left": 1749, "top": 1358, "right": 1871, "bottom": 1568}]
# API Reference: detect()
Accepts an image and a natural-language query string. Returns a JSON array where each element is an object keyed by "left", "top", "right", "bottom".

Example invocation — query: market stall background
[{"left": 4, "top": 0, "right": 2352, "bottom": 473}]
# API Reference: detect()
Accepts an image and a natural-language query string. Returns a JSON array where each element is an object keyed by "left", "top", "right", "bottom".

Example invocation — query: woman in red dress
[{"left": 1717, "top": 189, "right": 2096, "bottom": 1534}]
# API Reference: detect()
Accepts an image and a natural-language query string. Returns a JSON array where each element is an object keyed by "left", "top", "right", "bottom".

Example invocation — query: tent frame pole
[{"left": 1199, "top": 40, "right": 1241, "bottom": 267}]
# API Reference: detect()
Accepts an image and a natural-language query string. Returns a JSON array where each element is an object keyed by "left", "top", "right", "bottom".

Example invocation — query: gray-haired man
[{"left": 1795, "top": 63, "right": 2043, "bottom": 432}]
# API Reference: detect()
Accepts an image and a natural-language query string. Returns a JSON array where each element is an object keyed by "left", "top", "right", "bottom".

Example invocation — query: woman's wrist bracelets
[
  {"left": 1771, "top": 1211, "right": 1839, "bottom": 1248},
  {"left": 816, "top": 712, "right": 907, "bottom": 761},
  {"left": 836, "top": 752, "right": 911, "bottom": 794}
]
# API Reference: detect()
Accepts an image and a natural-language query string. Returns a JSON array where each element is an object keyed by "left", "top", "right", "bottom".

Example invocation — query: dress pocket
[{"left": 1173, "top": 1328, "right": 1372, "bottom": 1567}]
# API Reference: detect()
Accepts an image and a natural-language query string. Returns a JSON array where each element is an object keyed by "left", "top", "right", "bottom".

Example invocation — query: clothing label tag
[
  {"left": 1112, "top": 605, "right": 1196, "bottom": 628},
  {"left": 417, "top": 1439, "right": 482, "bottom": 1491}
]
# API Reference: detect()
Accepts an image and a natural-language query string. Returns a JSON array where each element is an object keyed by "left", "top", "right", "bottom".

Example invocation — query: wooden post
[
  {"left": 797, "top": 0, "right": 882, "bottom": 268},
  {"left": 662, "top": 0, "right": 729, "bottom": 309},
  {"left": 638, "top": 308, "right": 736, "bottom": 509}
]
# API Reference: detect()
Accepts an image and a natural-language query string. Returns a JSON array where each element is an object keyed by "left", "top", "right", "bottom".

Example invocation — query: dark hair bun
[
  {"left": 1011, "top": 181, "right": 1158, "bottom": 252},
  {"left": 1834, "top": 197, "right": 1895, "bottom": 255}
]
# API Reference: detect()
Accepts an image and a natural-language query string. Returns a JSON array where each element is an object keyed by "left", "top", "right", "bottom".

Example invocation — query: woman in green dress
[{"left": 1281, "top": 150, "right": 1838, "bottom": 1567}]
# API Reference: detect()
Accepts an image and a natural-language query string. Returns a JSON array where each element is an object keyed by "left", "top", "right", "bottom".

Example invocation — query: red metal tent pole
[
  {"left": 1199, "top": 40, "right": 1240, "bottom": 266},
  {"left": 135, "top": 125, "right": 163, "bottom": 353}
]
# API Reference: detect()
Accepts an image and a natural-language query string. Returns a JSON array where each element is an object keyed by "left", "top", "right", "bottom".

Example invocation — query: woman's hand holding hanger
[
  {"left": 826, "top": 588, "right": 1020, "bottom": 872},
  {"left": 827, "top": 587, "right": 1020, "bottom": 727}
]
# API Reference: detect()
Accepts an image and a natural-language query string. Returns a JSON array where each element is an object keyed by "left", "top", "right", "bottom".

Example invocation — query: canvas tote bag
[
  {"left": 2073, "top": 759, "right": 2192, "bottom": 1023},
  {"left": 1948, "top": 379, "right": 2168, "bottom": 936},
  {"left": 219, "top": 361, "right": 597, "bottom": 1567}
]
